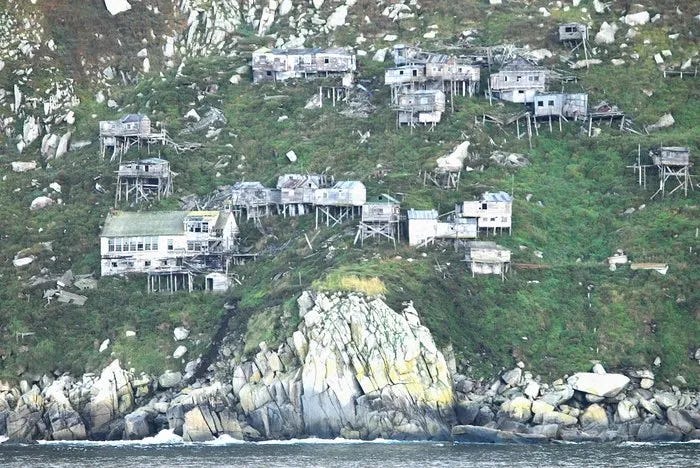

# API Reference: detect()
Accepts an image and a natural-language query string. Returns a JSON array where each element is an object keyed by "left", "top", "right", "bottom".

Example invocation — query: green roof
[{"left": 102, "top": 211, "right": 187, "bottom": 237}]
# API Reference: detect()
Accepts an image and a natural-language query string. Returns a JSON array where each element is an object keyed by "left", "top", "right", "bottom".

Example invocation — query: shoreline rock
[{"left": 0, "top": 293, "right": 698, "bottom": 444}]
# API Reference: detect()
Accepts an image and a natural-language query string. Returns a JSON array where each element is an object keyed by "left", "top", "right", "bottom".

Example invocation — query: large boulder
[
  {"left": 124, "top": 408, "right": 156, "bottom": 440},
  {"left": 43, "top": 377, "right": 87, "bottom": 440},
  {"left": 83, "top": 360, "right": 134, "bottom": 438},
  {"left": 540, "top": 384, "right": 574, "bottom": 407},
  {"left": 615, "top": 399, "right": 639, "bottom": 423},
  {"left": 6, "top": 387, "right": 45, "bottom": 441},
  {"left": 499, "top": 397, "right": 532, "bottom": 423},
  {"left": 637, "top": 422, "right": 683, "bottom": 442},
  {"left": 580, "top": 404, "right": 608, "bottom": 428},
  {"left": 567, "top": 373, "right": 629, "bottom": 397},
  {"left": 666, "top": 409, "right": 696, "bottom": 434},
  {"left": 594, "top": 22, "right": 618, "bottom": 45}
]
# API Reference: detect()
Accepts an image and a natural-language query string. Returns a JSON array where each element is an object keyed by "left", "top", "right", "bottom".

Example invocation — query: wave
[
  {"left": 0, "top": 436, "right": 8, "bottom": 445},
  {"left": 619, "top": 440, "right": 700, "bottom": 447},
  {"left": 30, "top": 432, "right": 420, "bottom": 447}
]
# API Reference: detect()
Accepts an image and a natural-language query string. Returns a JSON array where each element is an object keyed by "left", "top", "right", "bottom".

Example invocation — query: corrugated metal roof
[
  {"left": 102, "top": 211, "right": 187, "bottom": 237},
  {"left": 482, "top": 191, "right": 513, "bottom": 203},
  {"left": 131, "top": 157, "right": 168, "bottom": 165},
  {"left": 500, "top": 57, "right": 542, "bottom": 72},
  {"left": 407, "top": 209, "right": 438, "bottom": 220}
]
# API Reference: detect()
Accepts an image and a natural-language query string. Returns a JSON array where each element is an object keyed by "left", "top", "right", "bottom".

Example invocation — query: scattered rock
[
  {"left": 567, "top": 373, "right": 629, "bottom": 398},
  {"left": 594, "top": 22, "right": 618, "bottom": 45},
  {"left": 173, "top": 327, "right": 190, "bottom": 341},
  {"left": 30, "top": 196, "right": 54, "bottom": 211},
  {"left": 104, "top": 0, "right": 132, "bottom": 16}
]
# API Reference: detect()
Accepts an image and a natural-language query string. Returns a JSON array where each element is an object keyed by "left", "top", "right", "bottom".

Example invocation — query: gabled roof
[
  {"left": 407, "top": 209, "right": 438, "bottom": 220},
  {"left": 366, "top": 194, "right": 400, "bottom": 205},
  {"left": 102, "top": 211, "right": 187, "bottom": 237},
  {"left": 121, "top": 114, "right": 148, "bottom": 123},
  {"left": 333, "top": 181, "right": 365, "bottom": 190},
  {"left": 482, "top": 191, "right": 513, "bottom": 203},
  {"left": 500, "top": 57, "right": 543, "bottom": 72}
]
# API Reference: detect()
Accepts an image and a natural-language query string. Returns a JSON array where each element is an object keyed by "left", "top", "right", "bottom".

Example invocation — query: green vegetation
[{"left": 0, "top": 1, "right": 697, "bottom": 386}]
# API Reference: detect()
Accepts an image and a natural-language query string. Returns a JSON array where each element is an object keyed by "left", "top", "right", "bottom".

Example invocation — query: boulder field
[{"left": 0, "top": 292, "right": 698, "bottom": 443}]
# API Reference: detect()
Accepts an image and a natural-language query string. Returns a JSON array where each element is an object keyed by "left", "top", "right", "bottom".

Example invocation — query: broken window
[
  {"left": 516, "top": 75, "right": 522, "bottom": 82},
  {"left": 144, "top": 261, "right": 151, "bottom": 267},
  {"left": 518, "top": 90, "right": 525, "bottom": 94},
  {"left": 111, "top": 261, "right": 117, "bottom": 268}
]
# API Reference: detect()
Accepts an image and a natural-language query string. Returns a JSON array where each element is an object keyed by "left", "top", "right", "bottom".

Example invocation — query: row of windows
[
  {"left": 108, "top": 237, "right": 159, "bottom": 252},
  {"left": 186, "top": 221, "right": 210, "bottom": 233},
  {"left": 187, "top": 241, "right": 207, "bottom": 252},
  {"left": 502, "top": 75, "right": 540, "bottom": 82}
]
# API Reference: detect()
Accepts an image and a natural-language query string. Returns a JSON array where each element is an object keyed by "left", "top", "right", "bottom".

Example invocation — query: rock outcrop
[
  {"left": 232, "top": 292, "right": 455, "bottom": 440},
  {"left": 0, "top": 293, "right": 698, "bottom": 444}
]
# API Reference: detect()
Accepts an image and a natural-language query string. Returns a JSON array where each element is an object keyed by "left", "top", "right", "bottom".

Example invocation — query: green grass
[{"left": 0, "top": 0, "right": 697, "bottom": 387}]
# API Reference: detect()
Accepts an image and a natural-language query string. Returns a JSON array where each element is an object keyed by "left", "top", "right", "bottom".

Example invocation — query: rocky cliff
[{"left": 0, "top": 291, "right": 699, "bottom": 443}]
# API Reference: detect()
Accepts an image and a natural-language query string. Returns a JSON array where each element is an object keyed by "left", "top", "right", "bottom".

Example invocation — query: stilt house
[
  {"left": 100, "top": 210, "right": 239, "bottom": 291},
  {"left": 489, "top": 57, "right": 547, "bottom": 104},
  {"left": 252, "top": 47, "right": 356, "bottom": 84},
  {"left": 396, "top": 90, "right": 446, "bottom": 126},
  {"left": 407, "top": 209, "right": 477, "bottom": 247},
  {"left": 355, "top": 194, "right": 401, "bottom": 246},
  {"left": 115, "top": 158, "right": 174, "bottom": 206},
  {"left": 533, "top": 92, "right": 588, "bottom": 119},
  {"left": 464, "top": 241, "right": 511, "bottom": 279},
  {"left": 228, "top": 182, "right": 280, "bottom": 220},
  {"left": 559, "top": 23, "right": 588, "bottom": 42},
  {"left": 460, "top": 191, "right": 513, "bottom": 234}
]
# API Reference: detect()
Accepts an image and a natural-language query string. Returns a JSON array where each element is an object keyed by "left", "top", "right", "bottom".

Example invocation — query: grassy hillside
[{"left": 0, "top": 0, "right": 697, "bottom": 386}]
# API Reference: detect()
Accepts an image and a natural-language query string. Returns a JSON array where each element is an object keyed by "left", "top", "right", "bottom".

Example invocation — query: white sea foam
[{"left": 0, "top": 436, "right": 8, "bottom": 444}]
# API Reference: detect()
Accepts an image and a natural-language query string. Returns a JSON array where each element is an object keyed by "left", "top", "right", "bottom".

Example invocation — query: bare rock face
[
  {"left": 232, "top": 292, "right": 455, "bottom": 440},
  {"left": 43, "top": 377, "right": 87, "bottom": 440},
  {"left": 104, "top": 0, "right": 132, "bottom": 16},
  {"left": 83, "top": 360, "right": 134, "bottom": 439},
  {"left": 6, "top": 386, "right": 45, "bottom": 441}
]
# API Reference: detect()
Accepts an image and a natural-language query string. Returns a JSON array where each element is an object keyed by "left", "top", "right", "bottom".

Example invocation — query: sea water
[{"left": 1, "top": 432, "right": 698, "bottom": 467}]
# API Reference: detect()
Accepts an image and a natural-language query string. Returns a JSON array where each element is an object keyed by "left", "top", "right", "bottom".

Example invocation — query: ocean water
[{"left": 1, "top": 433, "right": 698, "bottom": 467}]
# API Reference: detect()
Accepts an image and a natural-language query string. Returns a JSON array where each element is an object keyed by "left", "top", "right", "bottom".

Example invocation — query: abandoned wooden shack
[
  {"left": 651, "top": 146, "right": 694, "bottom": 198},
  {"left": 228, "top": 182, "right": 280, "bottom": 221},
  {"left": 355, "top": 194, "right": 401, "bottom": 247},
  {"left": 314, "top": 181, "right": 366, "bottom": 228},
  {"left": 464, "top": 241, "right": 512, "bottom": 279},
  {"left": 460, "top": 191, "right": 513, "bottom": 234},
  {"left": 277, "top": 173, "right": 330, "bottom": 216},
  {"left": 533, "top": 92, "right": 588, "bottom": 120},
  {"left": 385, "top": 46, "right": 481, "bottom": 102},
  {"left": 406, "top": 209, "right": 477, "bottom": 247},
  {"left": 395, "top": 90, "right": 446, "bottom": 128},
  {"left": 100, "top": 210, "right": 239, "bottom": 293},
  {"left": 585, "top": 101, "right": 628, "bottom": 136},
  {"left": 489, "top": 57, "right": 547, "bottom": 104},
  {"left": 114, "top": 158, "right": 174, "bottom": 206},
  {"left": 99, "top": 114, "right": 168, "bottom": 159},
  {"left": 252, "top": 47, "right": 356, "bottom": 84},
  {"left": 559, "top": 23, "right": 588, "bottom": 42}
]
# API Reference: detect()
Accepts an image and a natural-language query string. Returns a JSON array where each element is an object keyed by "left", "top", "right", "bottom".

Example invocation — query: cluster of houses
[
  {"left": 100, "top": 159, "right": 515, "bottom": 287},
  {"left": 95, "top": 24, "right": 691, "bottom": 292}
]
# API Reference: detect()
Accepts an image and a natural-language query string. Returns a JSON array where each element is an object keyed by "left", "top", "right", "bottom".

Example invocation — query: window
[
  {"left": 266, "top": 71, "right": 272, "bottom": 76},
  {"left": 324, "top": 58, "right": 329, "bottom": 64},
  {"left": 516, "top": 75, "right": 522, "bottom": 82},
  {"left": 537, "top": 101, "right": 544, "bottom": 107},
  {"left": 111, "top": 261, "right": 118, "bottom": 268},
  {"left": 481, "top": 203, "right": 488, "bottom": 210},
  {"left": 533, "top": 76, "right": 539, "bottom": 81},
  {"left": 108, "top": 239, "right": 115, "bottom": 252},
  {"left": 502, "top": 217, "right": 508, "bottom": 222},
  {"left": 548, "top": 100, "right": 555, "bottom": 106},
  {"left": 399, "top": 70, "right": 404, "bottom": 75},
  {"left": 518, "top": 90, "right": 525, "bottom": 94},
  {"left": 503, "top": 76, "right": 508, "bottom": 82},
  {"left": 413, "top": 69, "right": 417, "bottom": 76},
  {"left": 144, "top": 261, "right": 151, "bottom": 267},
  {"left": 137, "top": 241, "right": 144, "bottom": 251},
  {"left": 167, "top": 239, "right": 174, "bottom": 251}
]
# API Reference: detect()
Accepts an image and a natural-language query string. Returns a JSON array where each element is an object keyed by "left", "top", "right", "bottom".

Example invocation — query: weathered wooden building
[
  {"left": 228, "top": 182, "right": 280, "bottom": 221},
  {"left": 385, "top": 46, "right": 481, "bottom": 100},
  {"left": 651, "top": 146, "right": 694, "bottom": 198},
  {"left": 355, "top": 194, "right": 401, "bottom": 247},
  {"left": 464, "top": 241, "right": 511, "bottom": 279},
  {"left": 99, "top": 114, "right": 168, "bottom": 159},
  {"left": 277, "top": 173, "right": 329, "bottom": 216},
  {"left": 559, "top": 23, "right": 588, "bottom": 42},
  {"left": 314, "top": 181, "right": 366, "bottom": 227},
  {"left": 396, "top": 90, "right": 446, "bottom": 127},
  {"left": 460, "top": 191, "right": 513, "bottom": 234},
  {"left": 100, "top": 210, "right": 239, "bottom": 292},
  {"left": 489, "top": 57, "right": 547, "bottom": 104},
  {"left": 533, "top": 92, "right": 588, "bottom": 119},
  {"left": 115, "top": 158, "right": 174, "bottom": 206},
  {"left": 406, "top": 209, "right": 477, "bottom": 247},
  {"left": 252, "top": 47, "right": 356, "bottom": 84}
]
